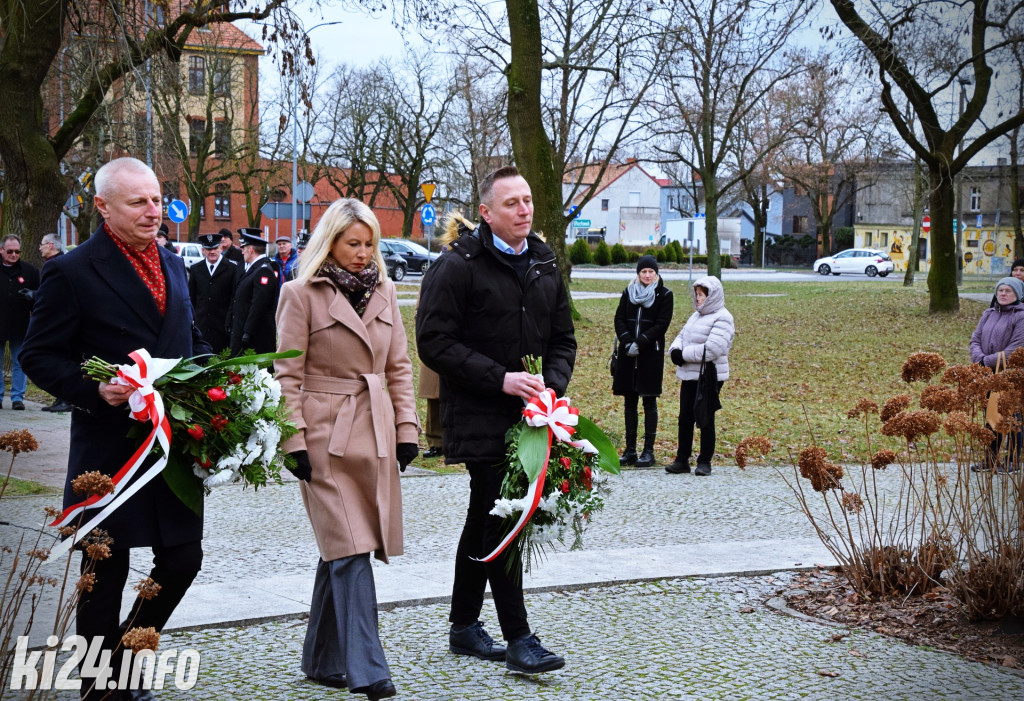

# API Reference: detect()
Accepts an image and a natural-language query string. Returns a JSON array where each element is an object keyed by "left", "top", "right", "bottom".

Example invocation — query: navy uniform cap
[
  {"left": 198, "top": 232, "right": 223, "bottom": 249},
  {"left": 238, "top": 228, "right": 267, "bottom": 246}
]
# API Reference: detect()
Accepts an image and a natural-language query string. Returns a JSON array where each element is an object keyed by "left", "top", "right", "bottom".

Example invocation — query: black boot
[
  {"left": 635, "top": 435, "right": 656, "bottom": 467},
  {"left": 619, "top": 449, "right": 638, "bottom": 466}
]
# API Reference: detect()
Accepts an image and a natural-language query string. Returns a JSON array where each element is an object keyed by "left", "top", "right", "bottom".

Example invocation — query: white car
[
  {"left": 813, "top": 248, "right": 894, "bottom": 277},
  {"left": 173, "top": 241, "right": 204, "bottom": 269}
]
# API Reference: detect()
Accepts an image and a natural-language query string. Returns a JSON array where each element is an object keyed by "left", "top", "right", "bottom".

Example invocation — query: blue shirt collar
[{"left": 492, "top": 233, "right": 527, "bottom": 255}]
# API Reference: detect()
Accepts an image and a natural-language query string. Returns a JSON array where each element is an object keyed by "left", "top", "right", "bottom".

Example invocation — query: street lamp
[
  {"left": 954, "top": 74, "right": 973, "bottom": 286},
  {"left": 290, "top": 21, "right": 341, "bottom": 241}
]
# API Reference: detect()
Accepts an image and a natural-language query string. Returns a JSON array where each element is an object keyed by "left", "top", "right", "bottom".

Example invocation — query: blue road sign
[
  {"left": 572, "top": 219, "right": 591, "bottom": 228},
  {"left": 421, "top": 203, "right": 437, "bottom": 226},
  {"left": 167, "top": 199, "right": 188, "bottom": 223}
]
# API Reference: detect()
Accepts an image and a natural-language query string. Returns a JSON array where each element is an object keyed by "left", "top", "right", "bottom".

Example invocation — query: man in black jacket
[
  {"left": 188, "top": 232, "right": 238, "bottom": 354},
  {"left": 1, "top": 234, "right": 39, "bottom": 409},
  {"left": 228, "top": 228, "right": 279, "bottom": 355},
  {"left": 20, "top": 157, "right": 211, "bottom": 699},
  {"left": 416, "top": 166, "right": 576, "bottom": 675}
]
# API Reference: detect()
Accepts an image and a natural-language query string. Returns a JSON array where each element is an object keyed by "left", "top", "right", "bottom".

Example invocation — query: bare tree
[
  {"left": 829, "top": 0, "right": 1024, "bottom": 312},
  {"left": 776, "top": 51, "right": 895, "bottom": 255},
  {"left": 650, "top": 0, "right": 812, "bottom": 278},
  {"left": 0, "top": 0, "right": 304, "bottom": 254}
]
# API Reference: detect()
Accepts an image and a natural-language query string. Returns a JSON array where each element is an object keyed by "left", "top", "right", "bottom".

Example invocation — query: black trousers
[
  {"left": 449, "top": 462, "right": 530, "bottom": 642},
  {"left": 77, "top": 541, "right": 203, "bottom": 699},
  {"left": 676, "top": 380, "right": 725, "bottom": 464},
  {"left": 623, "top": 393, "right": 658, "bottom": 449}
]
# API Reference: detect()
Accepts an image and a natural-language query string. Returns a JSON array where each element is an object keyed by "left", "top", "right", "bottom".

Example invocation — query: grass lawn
[
  {"left": 1, "top": 476, "right": 60, "bottom": 496},
  {"left": 401, "top": 278, "right": 983, "bottom": 468}
]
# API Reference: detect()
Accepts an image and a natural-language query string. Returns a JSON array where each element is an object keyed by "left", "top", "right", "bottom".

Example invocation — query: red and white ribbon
[
  {"left": 45, "top": 349, "right": 180, "bottom": 561},
  {"left": 477, "top": 389, "right": 595, "bottom": 563}
]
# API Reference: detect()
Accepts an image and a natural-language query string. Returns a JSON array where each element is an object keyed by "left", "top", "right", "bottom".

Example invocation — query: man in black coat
[
  {"left": 228, "top": 228, "right": 279, "bottom": 355},
  {"left": 188, "top": 232, "right": 238, "bottom": 354},
  {"left": 1, "top": 234, "right": 40, "bottom": 409},
  {"left": 20, "top": 157, "right": 211, "bottom": 700},
  {"left": 218, "top": 227, "right": 245, "bottom": 265},
  {"left": 416, "top": 166, "right": 576, "bottom": 675}
]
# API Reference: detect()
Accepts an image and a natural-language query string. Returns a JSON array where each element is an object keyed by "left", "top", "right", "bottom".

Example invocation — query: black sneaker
[
  {"left": 694, "top": 462, "right": 712, "bottom": 476},
  {"left": 11, "top": 401, "right": 24, "bottom": 410},
  {"left": 505, "top": 634, "right": 565, "bottom": 674},
  {"left": 449, "top": 621, "right": 506, "bottom": 661},
  {"left": 665, "top": 459, "right": 690, "bottom": 474}
]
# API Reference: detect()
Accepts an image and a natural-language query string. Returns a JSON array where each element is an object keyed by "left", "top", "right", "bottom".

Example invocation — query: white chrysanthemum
[
  {"left": 216, "top": 452, "right": 243, "bottom": 474},
  {"left": 490, "top": 498, "right": 519, "bottom": 518},
  {"left": 242, "top": 387, "right": 266, "bottom": 414},
  {"left": 532, "top": 523, "right": 565, "bottom": 544},
  {"left": 192, "top": 464, "right": 212, "bottom": 479},
  {"left": 537, "top": 492, "right": 562, "bottom": 514},
  {"left": 203, "top": 468, "right": 237, "bottom": 488},
  {"left": 260, "top": 421, "right": 282, "bottom": 463},
  {"left": 263, "top": 376, "right": 283, "bottom": 408}
]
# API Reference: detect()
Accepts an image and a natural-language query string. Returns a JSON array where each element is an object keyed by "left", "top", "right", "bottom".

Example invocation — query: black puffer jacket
[
  {"left": 416, "top": 222, "right": 576, "bottom": 464},
  {"left": 612, "top": 278, "right": 674, "bottom": 397}
]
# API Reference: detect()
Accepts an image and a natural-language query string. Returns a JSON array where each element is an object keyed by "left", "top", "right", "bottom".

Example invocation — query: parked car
[
  {"left": 174, "top": 241, "right": 203, "bottom": 269},
  {"left": 382, "top": 238, "right": 440, "bottom": 273},
  {"left": 379, "top": 241, "right": 409, "bottom": 281},
  {"left": 813, "top": 248, "right": 894, "bottom": 277}
]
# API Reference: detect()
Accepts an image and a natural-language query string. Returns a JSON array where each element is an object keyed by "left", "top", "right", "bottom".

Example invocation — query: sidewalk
[{"left": 3, "top": 401, "right": 1023, "bottom": 699}]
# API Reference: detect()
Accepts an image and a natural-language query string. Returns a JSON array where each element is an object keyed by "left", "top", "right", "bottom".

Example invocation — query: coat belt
[{"left": 301, "top": 373, "right": 390, "bottom": 458}]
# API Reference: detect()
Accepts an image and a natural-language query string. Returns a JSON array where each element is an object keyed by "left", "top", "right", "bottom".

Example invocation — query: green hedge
[
  {"left": 594, "top": 240, "right": 612, "bottom": 266},
  {"left": 610, "top": 243, "right": 628, "bottom": 264},
  {"left": 569, "top": 238, "right": 593, "bottom": 264}
]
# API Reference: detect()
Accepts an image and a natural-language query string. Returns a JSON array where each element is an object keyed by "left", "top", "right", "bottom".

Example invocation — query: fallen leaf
[
  {"left": 849, "top": 649, "right": 866, "bottom": 658},
  {"left": 1002, "top": 656, "right": 1017, "bottom": 667},
  {"left": 817, "top": 670, "right": 841, "bottom": 677},
  {"left": 738, "top": 607, "right": 755, "bottom": 614},
  {"left": 826, "top": 633, "right": 849, "bottom": 643}
]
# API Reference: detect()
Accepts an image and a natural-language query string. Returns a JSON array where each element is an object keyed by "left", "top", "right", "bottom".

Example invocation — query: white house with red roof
[{"left": 563, "top": 159, "right": 665, "bottom": 246}]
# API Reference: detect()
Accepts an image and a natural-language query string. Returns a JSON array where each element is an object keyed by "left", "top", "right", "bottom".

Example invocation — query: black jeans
[
  {"left": 77, "top": 541, "right": 203, "bottom": 699},
  {"left": 676, "top": 379, "right": 725, "bottom": 464},
  {"left": 623, "top": 393, "right": 658, "bottom": 449},
  {"left": 449, "top": 462, "right": 530, "bottom": 642}
]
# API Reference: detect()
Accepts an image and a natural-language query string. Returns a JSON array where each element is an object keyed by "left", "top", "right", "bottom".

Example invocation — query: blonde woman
[{"left": 276, "top": 198, "right": 420, "bottom": 700}]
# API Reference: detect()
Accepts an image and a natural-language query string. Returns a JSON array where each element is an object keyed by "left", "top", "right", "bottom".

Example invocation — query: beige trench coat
[{"left": 277, "top": 275, "right": 420, "bottom": 563}]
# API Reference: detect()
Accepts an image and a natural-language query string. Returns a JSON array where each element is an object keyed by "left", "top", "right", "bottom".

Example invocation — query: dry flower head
[
  {"left": 121, "top": 627, "right": 160, "bottom": 653},
  {"left": 797, "top": 446, "right": 844, "bottom": 492},
  {"left": 735, "top": 436, "right": 773, "bottom": 469},
  {"left": 842, "top": 492, "right": 864, "bottom": 514},
  {"left": 846, "top": 398, "right": 879, "bottom": 419},
  {"left": 1008, "top": 347, "right": 1024, "bottom": 368},
  {"left": 901, "top": 353, "right": 947, "bottom": 383},
  {"left": 0, "top": 429, "right": 39, "bottom": 455},
  {"left": 880, "top": 395, "right": 912, "bottom": 422},
  {"left": 871, "top": 449, "right": 898, "bottom": 470},
  {"left": 941, "top": 364, "right": 991, "bottom": 407},
  {"left": 919, "top": 385, "right": 962, "bottom": 413},
  {"left": 881, "top": 409, "right": 942, "bottom": 442},
  {"left": 76, "top": 572, "right": 96, "bottom": 593},
  {"left": 134, "top": 577, "right": 162, "bottom": 601},
  {"left": 71, "top": 471, "right": 114, "bottom": 498}
]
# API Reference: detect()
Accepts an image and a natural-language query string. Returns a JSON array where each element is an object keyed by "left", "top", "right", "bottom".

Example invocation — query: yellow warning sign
[{"left": 421, "top": 183, "right": 436, "bottom": 203}]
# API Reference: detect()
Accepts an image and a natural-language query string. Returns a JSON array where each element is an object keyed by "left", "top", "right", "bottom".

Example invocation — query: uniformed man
[
  {"left": 219, "top": 227, "right": 245, "bottom": 265},
  {"left": 188, "top": 232, "right": 238, "bottom": 354},
  {"left": 228, "top": 228, "right": 279, "bottom": 355}
]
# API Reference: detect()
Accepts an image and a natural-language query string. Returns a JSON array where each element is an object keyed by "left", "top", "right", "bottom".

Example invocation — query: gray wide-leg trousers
[{"left": 301, "top": 554, "right": 391, "bottom": 689}]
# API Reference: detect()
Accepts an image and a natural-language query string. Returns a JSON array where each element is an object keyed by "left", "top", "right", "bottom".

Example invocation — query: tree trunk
[
  {"left": 925, "top": 165, "right": 959, "bottom": 312},
  {"left": 505, "top": 0, "right": 576, "bottom": 310},
  {"left": 1011, "top": 127, "right": 1022, "bottom": 258},
  {"left": 703, "top": 178, "right": 721, "bottom": 278},
  {"left": 903, "top": 158, "right": 925, "bottom": 287},
  {"left": 0, "top": 1, "right": 70, "bottom": 263}
]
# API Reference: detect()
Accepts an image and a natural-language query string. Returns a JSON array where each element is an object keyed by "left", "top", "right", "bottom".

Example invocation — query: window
[
  {"left": 969, "top": 187, "right": 981, "bottom": 212},
  {"left": 865, "top": 231, "right": 872, "bottom": 247},
  {"left": 214, "top": 185, "right": 231, "bottom": 219},
  {"left": 212, "top": 59, "right": 231, "bottom": 96},
  {"left": 188, "top": 56, "right": 206, "bottom": 95},
  {"left": 629, "top": 191, "right": 641, "bottom": 207},
  {"left": 601, "top": 199, "right": 609, "bottom": 211},
  {"left": 792, "top": 215, "right": 807, "bottom": 234},
  {"left": 189, "top": 118, "right": 206, "bottom": 155},
  {"left": 880, "top": 232, "right": 888, "bottom": 248},
  {"left": 214, "top": 120, "right": 231, "bottom": 155},
  {"left": 162, "top": 183, "right": 178, "bottom": 213}
]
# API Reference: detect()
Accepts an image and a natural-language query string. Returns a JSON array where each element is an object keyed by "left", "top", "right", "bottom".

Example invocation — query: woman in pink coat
[{"left": 276, "top": 199, "right": 420, "bottom": 700}]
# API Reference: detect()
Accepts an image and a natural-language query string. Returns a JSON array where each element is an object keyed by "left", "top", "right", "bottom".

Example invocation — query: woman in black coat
[{"left": 613, "top": 255, "right": 674, "bottom": 467}]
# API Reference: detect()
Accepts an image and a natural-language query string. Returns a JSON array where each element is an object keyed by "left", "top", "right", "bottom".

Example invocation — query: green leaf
[
  {"left": 518, "top": 426, "right": 551, "bottom": 482},
  {"left": 169, "top": 403, "right": 191, "bottom": 422},
  {"left": 205, "top": 349, "right": 304, "bottom": 371},
  {"left": 161, "top": 453, "right": 204, "bottom": 516},
  {"left": 575, "top": 416, "right": 620, "bottom": 475}
]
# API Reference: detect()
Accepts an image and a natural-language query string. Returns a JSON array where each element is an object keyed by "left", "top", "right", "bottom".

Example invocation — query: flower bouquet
[
  {"left": 79, "top": 348, "right": 301, "bottom": 512},
  {"left": 485, "top": 356, "right": 620, "bottom": 572}
]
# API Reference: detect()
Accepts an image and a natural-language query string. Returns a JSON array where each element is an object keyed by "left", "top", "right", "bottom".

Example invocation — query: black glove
[
  {"left": 671, "top": 348, "right": 683, "bottom": 366},
  {"left": 287, "top": 450, "right": 312, "bottom": 482},
  {"left": 397, "top": 443, "right": 418, "bottom": 472}
]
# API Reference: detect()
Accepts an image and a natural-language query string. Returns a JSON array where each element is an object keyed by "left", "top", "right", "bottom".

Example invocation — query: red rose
[
  {"left": 187, "top": 424, "right": 205, "bottom": 440},
  {"left": 583, "top": 466, "right": 592, "bottom": 490},
  {"left": 559, "top": 457, "right": 571, "bottom": 469},
  {"left": 207, "top": 387, "right": 228, "bottom": 402},
  {"left": 560, "top": 480, "right": 570, "bottom": 494},
  {"left": 228, "top": 373, "right": 242, "bottom": 385},
  {"left": 197, "top": 456, "right": 213, "bottom": 468},
  {"left": 211, "top": 414, "right": 229, "bottom": 431}
]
